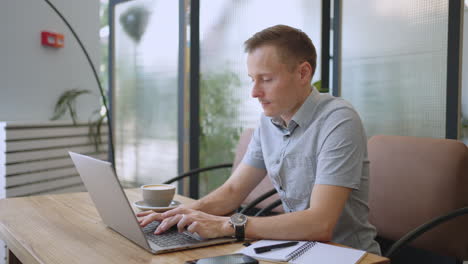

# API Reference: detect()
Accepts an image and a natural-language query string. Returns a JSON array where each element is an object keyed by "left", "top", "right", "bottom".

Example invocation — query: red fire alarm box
[{"left": 41, "top": 31, "right": 64, "bottom": 48}]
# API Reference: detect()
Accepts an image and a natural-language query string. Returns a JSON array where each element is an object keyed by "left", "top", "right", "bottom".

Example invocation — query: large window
[
  {"left": 113, "top": 0, "right": 179, "bottom": 186},
  {"left": 340, "top": 0, "right": 449, "bottom": 138},
  {"left": 106, "top": 0, "right": 465, "bottom": 195},
  {"left": 198, "top": 0, "right": 322, "bottom": 196}
]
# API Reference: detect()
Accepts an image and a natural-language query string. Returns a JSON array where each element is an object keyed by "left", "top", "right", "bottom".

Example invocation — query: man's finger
[
  {"left": 187, "top": 221, "right": 199, "bottom": 234},
  {"left": 162, "top": 207, "right": 188, "bottom": 218},
  {"left": 139, "top": 212, "right": 163, "bottom": 227},
  {"left": 136, "top": 210, "right": 154, "bottom": 217},
  {"left": 176, "top": 214, "right": 192, "bottom": 233},
  {"left": 155, "top": 215, "right": 182, "bottom": 234}
]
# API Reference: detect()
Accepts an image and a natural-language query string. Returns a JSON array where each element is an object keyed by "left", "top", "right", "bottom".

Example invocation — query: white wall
[
  {"left": 0, "top": 0, "right": 100, "bottom": 122},
  {"left": 0, "top": 2, "right": 100, "bottom": 262}
]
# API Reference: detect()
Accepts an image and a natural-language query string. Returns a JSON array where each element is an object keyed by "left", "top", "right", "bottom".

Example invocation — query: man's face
[{"left": 247, "top": 45, "right": 307, "bottom": 121}]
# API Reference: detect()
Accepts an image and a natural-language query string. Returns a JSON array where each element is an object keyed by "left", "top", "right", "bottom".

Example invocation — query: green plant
[
  {"left": 51, "top": 89, "right": 91, "bottom": 125},
  {"left": 51, "top": 88, "right": 106, "bottom": 152},
  {"left": 88, "top": 108, "right": 107, "bottom": 152},
  {"left": 313, "top": 80, "right": 328, "bottom": 93},
  {"left": 461, "top": 116, "right": 468, "bottom": 141},
  {"left": 199, "top": 70, "right": 242, "bottom": 196}
]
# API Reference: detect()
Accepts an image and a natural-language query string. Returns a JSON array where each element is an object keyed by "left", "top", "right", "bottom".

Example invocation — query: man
[{"left": 138, "top": 25, "right": 381, "bottom": 254}]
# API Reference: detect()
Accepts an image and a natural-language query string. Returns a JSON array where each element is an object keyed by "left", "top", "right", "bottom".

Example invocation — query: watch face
[{"left": 231, "top": 213, "right": 247, "bottom": 225}]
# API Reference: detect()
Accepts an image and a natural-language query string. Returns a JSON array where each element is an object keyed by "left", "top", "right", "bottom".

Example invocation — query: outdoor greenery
[
  {"left": 199, "top": 70, "right": 243, "bottom": 197},
  {"left": 462, "top": 116, "right": 468, "bottom": 140},
  {"left": 313, "top": 80, "right": 327, "bottom": 93},
  {"left": 119, "top": 6, "right": 150, "bottom": 43}
]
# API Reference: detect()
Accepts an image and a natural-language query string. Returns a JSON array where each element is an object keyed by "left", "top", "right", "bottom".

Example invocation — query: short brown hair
[{"left": 244, "top": 25, "right": 317, "bottom": 78}]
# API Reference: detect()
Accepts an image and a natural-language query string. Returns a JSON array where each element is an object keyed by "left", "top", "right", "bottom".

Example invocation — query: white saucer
[{"left": 133, "top": 200, "right": 181, "bottom": 212}]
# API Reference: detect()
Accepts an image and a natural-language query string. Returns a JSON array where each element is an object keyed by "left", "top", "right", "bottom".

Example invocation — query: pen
[{"left": 254, "top": 241, "right": 299, "bottom": 254}]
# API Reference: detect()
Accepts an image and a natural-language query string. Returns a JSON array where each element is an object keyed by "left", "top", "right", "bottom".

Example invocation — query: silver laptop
[{"left": 69, "top": 152, "right": 236, "bottom": 254}]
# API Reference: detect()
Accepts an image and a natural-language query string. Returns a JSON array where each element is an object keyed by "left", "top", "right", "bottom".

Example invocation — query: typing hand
[
  {"left": 140, "top": 207, "right": 233, "bottom": 239},
  {"left": 136, "top": 204, "right": 190, "bottom": 229},
  {"left": 137, "top": 210, "right": 166, "bottom": 227}
]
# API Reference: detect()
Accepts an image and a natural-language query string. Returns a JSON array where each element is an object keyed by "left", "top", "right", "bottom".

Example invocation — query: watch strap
[{"left": 234, "top": 223, "right": 245, "bottom": 242}]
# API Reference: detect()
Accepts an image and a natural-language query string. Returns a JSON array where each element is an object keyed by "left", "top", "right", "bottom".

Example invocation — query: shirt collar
[{"left": 270, "top": 86, "right": 320, "bottom": 131}]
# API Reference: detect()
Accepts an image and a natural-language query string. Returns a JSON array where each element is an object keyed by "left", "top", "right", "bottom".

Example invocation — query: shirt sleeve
[
  {"left": 315, "top": 108, "right": 366, "bottom": 190},
  {"left": 241, "top": 126, "right": 266, "bottom": 169}
]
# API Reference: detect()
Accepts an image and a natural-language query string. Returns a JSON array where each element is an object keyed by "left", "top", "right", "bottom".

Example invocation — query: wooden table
[{"left": 0, "top": 189, "right": 389, "bottom": 264}]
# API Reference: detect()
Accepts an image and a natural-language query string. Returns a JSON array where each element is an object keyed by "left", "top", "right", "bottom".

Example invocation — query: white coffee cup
[{"left": 141, "top": 184, "right": 176, "bottom": 207}]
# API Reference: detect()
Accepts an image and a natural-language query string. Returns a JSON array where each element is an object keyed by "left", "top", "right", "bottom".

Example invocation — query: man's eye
[{"left": 263, "top": 78, "right": 272, "bottom": 82}]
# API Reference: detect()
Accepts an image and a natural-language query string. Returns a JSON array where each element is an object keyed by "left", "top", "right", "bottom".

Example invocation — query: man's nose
[{"left": 251, "top": 83, "right": 263, "bottom": 98}]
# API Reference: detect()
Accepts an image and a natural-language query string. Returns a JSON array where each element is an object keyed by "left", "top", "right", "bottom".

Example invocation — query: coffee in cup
[{"left": 141, "top": 184, "right": 176, "bottom": 207}]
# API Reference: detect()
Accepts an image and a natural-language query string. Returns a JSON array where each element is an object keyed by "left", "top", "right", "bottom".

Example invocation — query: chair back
[
  {"left": 368, "top": 135, "right": 468, "bottom": 259},
  {"left": 232, "top": 128, "right": 283, "bottom": 213}
]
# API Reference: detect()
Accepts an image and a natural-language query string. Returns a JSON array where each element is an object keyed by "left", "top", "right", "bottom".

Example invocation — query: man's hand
[{"left": 137, "top": 207, "right": 233, "bottom": 239}]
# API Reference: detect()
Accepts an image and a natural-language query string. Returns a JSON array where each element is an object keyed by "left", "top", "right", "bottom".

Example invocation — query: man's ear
[{"left": 298, "top": 61, "right": 313, "bottom": 83}]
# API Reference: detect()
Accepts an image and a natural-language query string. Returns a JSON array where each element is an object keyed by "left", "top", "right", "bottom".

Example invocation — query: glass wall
[
  {"left": 462, "top": 8, "right": 468, "bottom": 145},
  {"left": 113, "top": 0, "right": 179, "bottom": 186},
  {"left": 198, "top": 0, "right": 322, "bottom": 196},
  {"left": 341, "top": 0, "right": 448, "bottom": 138}
]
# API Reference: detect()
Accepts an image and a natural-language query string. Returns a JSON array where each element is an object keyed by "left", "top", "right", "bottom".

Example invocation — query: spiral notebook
[{"left": 239, "top": 240, "right": 366, "bottom": 264}]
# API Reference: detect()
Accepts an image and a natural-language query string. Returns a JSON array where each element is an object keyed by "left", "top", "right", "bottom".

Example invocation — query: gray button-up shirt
[{"left": 242, "top": 87, "right": 381, "bottom": 255}]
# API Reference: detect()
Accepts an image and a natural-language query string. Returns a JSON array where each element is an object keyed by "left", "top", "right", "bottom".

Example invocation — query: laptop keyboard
[{"left": 142, "top": 221, "right": 201, "bottom": 247}]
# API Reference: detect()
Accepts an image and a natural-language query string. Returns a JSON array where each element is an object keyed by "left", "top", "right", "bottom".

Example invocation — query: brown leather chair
[
  {"left": 164, "top": 128, "right": 282, "bottom": 215},
  {"left": 368, "top": 135, "right": 468, "bottom": 263}
]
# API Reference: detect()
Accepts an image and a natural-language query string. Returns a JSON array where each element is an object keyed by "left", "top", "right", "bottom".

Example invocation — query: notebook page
[
  {"left": 290, "top": 243, "right": 366, "bottom": 264},
  {"left": 238, "top": 240, "right": 308, "bottom": 262}
]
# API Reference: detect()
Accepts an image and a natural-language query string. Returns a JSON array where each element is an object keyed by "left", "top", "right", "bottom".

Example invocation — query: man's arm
[
  {"left": 154, "top": 183, "right": 351, "bottom": 240},
  {"left": 188, "top": 163, "right": 267, "bottom": 215},
  {"left": 137, "top": 163, "right": 267, "bottom": 228},
  {"left": 244, "top": 184, "right": 351, "bottom": 241}
]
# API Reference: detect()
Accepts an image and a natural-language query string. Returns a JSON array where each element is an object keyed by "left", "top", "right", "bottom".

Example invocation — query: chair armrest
[
  {"left": 239, "top": 188, "right": 278, "bottom": 215},
  {"left": 385, "top": 206, "right": 468, "bottom": 258},
  {"left": 163, "top": 163, "right": 233, "bottom": 184},
  {"left": 254, "top": 199, "right": 282, "bottom": 216}
]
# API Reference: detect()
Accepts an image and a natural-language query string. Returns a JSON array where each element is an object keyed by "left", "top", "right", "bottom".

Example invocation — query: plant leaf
[{"left": 50, "top": 89, "right": 91, "bottom": 121}]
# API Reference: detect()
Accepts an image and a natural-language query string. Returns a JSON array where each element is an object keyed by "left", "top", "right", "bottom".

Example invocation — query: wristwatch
[{"left": 229, "top": 213, "right": 248, "bottom": 241}]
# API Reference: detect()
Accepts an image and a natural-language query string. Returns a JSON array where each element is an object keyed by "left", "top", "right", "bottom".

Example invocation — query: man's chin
[
  {"left": 262, "top": 110, "right": 276, "bottom": 117},
  {"left": 260, "top": 104, "right": 278, "bottom": 117}
]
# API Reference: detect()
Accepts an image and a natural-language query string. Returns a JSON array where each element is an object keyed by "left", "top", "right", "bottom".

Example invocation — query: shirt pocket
[{"left": 282, "top": 154, "right": 315, "bottom": 207}]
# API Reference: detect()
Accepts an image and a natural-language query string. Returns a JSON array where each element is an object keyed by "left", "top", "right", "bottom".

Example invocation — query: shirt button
[
  {"left": 279, "top": 186, "right": 283, "bottom": 191},
  {"left": 276, "top": 160, "right": 280, "bottom": 164}
]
